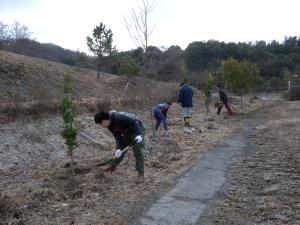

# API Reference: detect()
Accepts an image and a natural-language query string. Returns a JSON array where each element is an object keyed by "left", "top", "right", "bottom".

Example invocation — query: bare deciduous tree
[
  {"left": 0, "top": 21, "right": 9, "bottom": 40},
  {"left": 123, "top": 0, "right": 157, "bottom": 134},
  {"left": 10, "top": 21, "right": 32, "bottom": 40}
]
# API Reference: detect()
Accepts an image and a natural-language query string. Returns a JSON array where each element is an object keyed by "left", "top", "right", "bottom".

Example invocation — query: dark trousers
[
  {"left": 153, "top": 109, "right": 167, "bottom": 130},
  {"left": 110, "top": 126, "right": 145, "bottom": 172}
]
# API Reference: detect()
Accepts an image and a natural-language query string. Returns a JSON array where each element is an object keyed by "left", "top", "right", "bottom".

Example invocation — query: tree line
[
  {"left": 86, "top": 22, "right": 299, "bottom": 93},
  {"left": 1, "top": 20, "right": 299, "bottom": 91},
  {"left": 0, "top": 21, "right": 94, "bottom": 68}
]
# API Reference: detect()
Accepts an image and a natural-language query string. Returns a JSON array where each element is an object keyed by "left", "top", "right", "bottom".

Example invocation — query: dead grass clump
[
  {"left": 0, "top": 100, "right": 60, "bottom": 119},
  {"left": 0, "top": 194, "right": 23, "bottom": 225},
  {"left": 154, "top": 87, "right": 179, "bottom": 103},
  {"left": 24, "top": 101, "right": 60, "bottom": 115},
  {"left": 290, "top": 87, "right": 300, "bottom": 100},
  {"left": 0, "top": 194, "right": 11, "bottom": 212},
  {"left": 31, "top": 188, "right": 55, "bottom": 201},
  {"left": 73, "top": 166, "right": 91, "bottom": 175},
  {"left": 146, "top": 133, "right": 182, "bottom": 170},
  {"left": 117, "top": 96, "right": 145, "bottom": 108},
  {"left": 0, "top": 102, "right": 19, "bottom": 118},
  {"left": 93, "top": 169, "right": 105, "bottom": 179},
  {"left": 77, "top": 98, "right": 111, "bottom": 113}
]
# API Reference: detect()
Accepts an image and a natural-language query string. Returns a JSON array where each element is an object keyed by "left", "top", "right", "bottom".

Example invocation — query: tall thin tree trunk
[
  {"left": 70, "top": 150, "right": 75, "bottom": 177},
  {"left": 97, "top": 63, "right": 100, "bottom": 79},
  {"left": 240, "top": 89, "right": 243, "bottom": 109},
  {"left": 122, "top": 74, "right": 131, "bottom": 99},
  {"left": 123, "top": 0, "right": 156, "bottom": 134},
  {"left": 143, "top": 55, "right": 155, "bottom": 135}
]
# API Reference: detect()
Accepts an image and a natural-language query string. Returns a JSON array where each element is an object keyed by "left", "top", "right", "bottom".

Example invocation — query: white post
[{"left": 288, "top": 80, "right": 291, "bottom": 92}]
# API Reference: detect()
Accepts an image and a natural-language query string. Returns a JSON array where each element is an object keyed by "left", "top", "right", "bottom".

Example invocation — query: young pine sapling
[{"left": 61, "top": 72, "right": 77, "bottom": 176}]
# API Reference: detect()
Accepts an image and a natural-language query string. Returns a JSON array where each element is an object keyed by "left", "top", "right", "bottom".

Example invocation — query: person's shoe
[
  {"left": 183, "top": 127, "right": 193, "bottom": 134},
  {"left": 135, "top": 171, "right": 144, "bottom": 184},
  {"left": 102, "top": 164, "right": 116, "bottom": 172},
  {"left": 189, "top": 127, "right": 196, "bottom": 132}
]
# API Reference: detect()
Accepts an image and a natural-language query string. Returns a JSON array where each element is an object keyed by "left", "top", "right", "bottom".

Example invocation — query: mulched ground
[{"left": 1, "top": 94, "right": 260, "bottom": 225}]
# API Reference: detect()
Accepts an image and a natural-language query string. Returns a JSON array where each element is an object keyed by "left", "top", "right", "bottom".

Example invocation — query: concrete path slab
[{"left": 129, "top": 120, "right": 257, "bottom": 225}]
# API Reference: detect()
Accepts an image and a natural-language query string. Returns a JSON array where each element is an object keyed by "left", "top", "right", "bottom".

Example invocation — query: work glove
[
  {"left": 114, "top": 149, "right": 122, "bottom": 158},
  {"left": 135, "top": 135, "right": 143, "bottom": 143}
]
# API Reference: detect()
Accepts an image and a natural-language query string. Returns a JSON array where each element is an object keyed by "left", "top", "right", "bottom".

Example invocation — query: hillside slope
[{"left": 0, "top": 50, "right": 178, "bottom": 106}]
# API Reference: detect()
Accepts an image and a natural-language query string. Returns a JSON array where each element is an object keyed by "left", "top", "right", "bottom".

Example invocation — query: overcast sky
[{"left": 1, "top": 0, "right": 299, "bottom": 54}]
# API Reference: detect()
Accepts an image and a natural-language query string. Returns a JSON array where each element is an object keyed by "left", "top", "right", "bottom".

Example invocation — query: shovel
[
  {"left": 78, "top": 131, "right": 104, "bottom": 149},
  {"left": 95, "top": 143, "right": 136, "bottom": 167}
]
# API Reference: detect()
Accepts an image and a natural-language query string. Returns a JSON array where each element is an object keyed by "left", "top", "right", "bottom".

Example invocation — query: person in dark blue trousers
[{"left": 153, "top": 102, "right": 172, "bottom": 131}]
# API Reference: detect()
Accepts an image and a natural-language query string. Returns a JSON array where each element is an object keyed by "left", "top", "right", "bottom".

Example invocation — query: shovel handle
[
  {"left": 78, "top": 131, "right": 104, "bottom": 149},
  {"left": 111, "top": 145, "right": 131, "bottom": 159},
  {"left": 96, "top": 141, "right": 137, "bottom": 166}
]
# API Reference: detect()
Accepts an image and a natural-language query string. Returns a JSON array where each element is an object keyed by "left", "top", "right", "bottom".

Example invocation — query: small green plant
[
  {"left": 283, "top": 70, "right": 292, "bottom": 83},
  {"left": 204, "top": 73, "right": 214, "bottom": 115},
  {"left": 61, "top": 72, "right": 77, "bottom": 176}
]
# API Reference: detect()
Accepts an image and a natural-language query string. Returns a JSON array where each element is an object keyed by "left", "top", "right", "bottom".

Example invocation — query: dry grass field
[{"left": 1, "top": 50, "right": 298, "bottom": 225}]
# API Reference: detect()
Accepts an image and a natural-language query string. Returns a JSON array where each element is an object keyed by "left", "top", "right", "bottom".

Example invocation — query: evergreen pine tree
[{"left": 61, "top": 72, "right": 77, "bottom": 177}]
